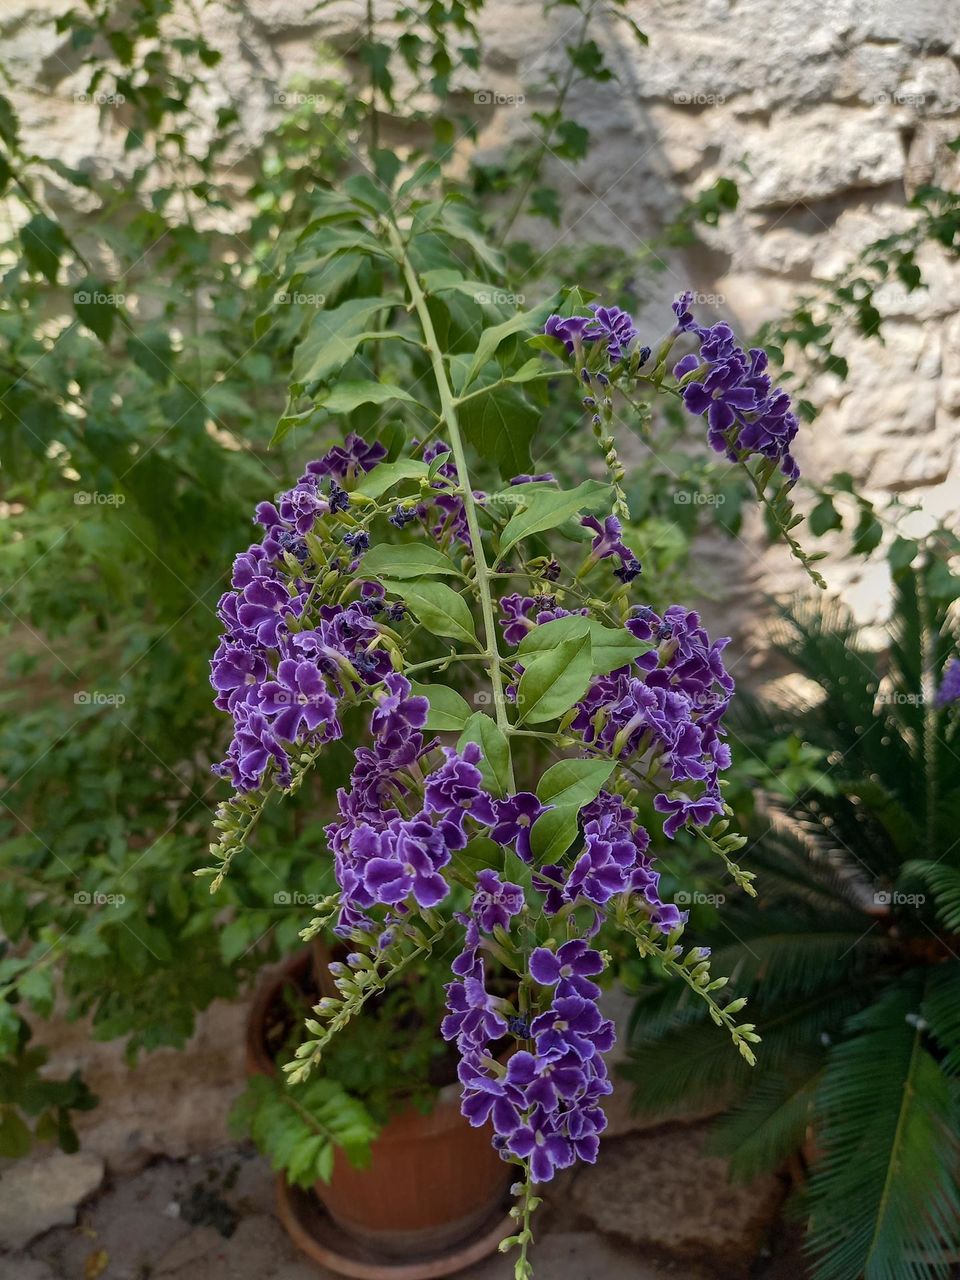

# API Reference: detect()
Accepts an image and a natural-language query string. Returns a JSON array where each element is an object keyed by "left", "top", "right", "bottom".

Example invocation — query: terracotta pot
[{"left": 246, "top": 949, "right": 512, "bottom": 1261}]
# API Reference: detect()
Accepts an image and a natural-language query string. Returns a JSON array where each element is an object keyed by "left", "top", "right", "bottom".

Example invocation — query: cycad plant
[{"left": 624, "top": 540, "right": 960, "bottom": 1280}]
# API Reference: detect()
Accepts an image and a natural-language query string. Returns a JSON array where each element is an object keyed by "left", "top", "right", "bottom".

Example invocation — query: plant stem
[{"left": 386, "top": 218, "right": 516, "bottom": 790}]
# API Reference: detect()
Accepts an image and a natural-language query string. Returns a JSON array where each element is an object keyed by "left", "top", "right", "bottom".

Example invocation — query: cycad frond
[
  {"left": 921, "top": 961, "right": 960, "bottom": 1076},
  {"left": 709, "top": 1057, "right": 822, "bottom": 1182},
  {"left": 903, "top": 860, "right": 960, "bottom": 932},
  {"left": 806, "top": 977, "right": 960, "bottom": 1280}
]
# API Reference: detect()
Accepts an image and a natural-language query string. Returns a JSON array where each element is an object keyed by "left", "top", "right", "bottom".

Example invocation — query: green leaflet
[
  {"left": 457, "top": 378, "right": 538, "bottom": 479},
  {"left": 409, "top": 681, "right": 473, "bottom": 731},
  {"left": 457, "top": 712, "right": 511, "bottom": 797},
  {"left": 380, "top": 579, "right": 478, "bottom": 646},
  {"left": 459, "top": 298, "right": 560, "bottom": 392},
  {"left": 290, "top": 296, "right": 403, "bottom": 389},
  {"left": 517, "top": 616, "right": 650, "bottom": 676},
  {"left": 354, "top": 458, "right": 429, "bottom": 499},
  {"left": 530, "top": 757, "right": 616, "bottom": 862},
  {"left": 360, "top": 543, "right": 461, "bottom": 580},
  {"left": 497, "top": 479, "right": 611, "bottom": 560},
  {"left": 321, "top": 380, "right": 418, "bottom": 414},
  {"left": 516, "top": 631, "right": 593, "bottom": 724}
]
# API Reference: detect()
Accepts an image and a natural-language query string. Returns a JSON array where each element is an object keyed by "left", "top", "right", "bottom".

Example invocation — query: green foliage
[
  {"left": 230, "top": 1073, "right": 377, "bottom": 1188},
  {"left": 625, "top": 543, "right": 960, "bottom": 1279}
]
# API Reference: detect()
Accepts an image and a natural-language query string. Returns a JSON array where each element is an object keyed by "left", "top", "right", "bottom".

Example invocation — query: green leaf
[
  {"left": 517, "top": 631, "right": 593, "bottom": 724},
  {"left": 457, "top": 712, "right": 511, "bottom": 796},
  {"left": 530, "top": 756, "right": 615, "bottom": 861},
  {"left": 321, "top": 380, "right": 418, "bottom": 414},
  {"left": 20, "top": 214, "right": 67, "bottom": 283},
  {"left": 459, "top": 298, "right": 560, "bottom": 392},
  {"left": 73, "top": 280, "right": 119, "bottom": 343},
  {"left": 808, "top": 495, "right": 842, "bottom": 537},
  {"left": 355, "top": 458, "right": 429, "bottom": 500},
  {"left": 458, "top": 380, "right": 538, "bottom": 479},
  {"left": 498, "top": 480, "right": 611, "bottom": 559},
  {"left": 128, "top": 326, "right": 174, "bottom": 383},
  {"left": 380, "top": 579, "right": 478, "bottom": 646},
  {"left": 0, "top": 1106, "right": 32, "bottom": 1158},
  {"left": 409, "top": 681, "right": 473, "bottom": 731},
  {"left": 360, "top": 543, "right": 461, "bottom": 579},
  {"left": 291, "top": 297, "right": 402, "bottom": 388},
  {"left": 517, "top": 616, "right": 649, "bottom": 676}
]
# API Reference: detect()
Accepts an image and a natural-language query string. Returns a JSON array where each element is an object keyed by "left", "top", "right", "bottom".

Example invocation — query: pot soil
[{"left": 246, "top": 948, "right": 512, "bottom": 1273}]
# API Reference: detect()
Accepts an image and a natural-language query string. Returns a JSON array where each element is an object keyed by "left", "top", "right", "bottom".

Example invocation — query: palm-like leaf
[{"left": 807, "top": 977, "right": 960, "bottom": 1280}]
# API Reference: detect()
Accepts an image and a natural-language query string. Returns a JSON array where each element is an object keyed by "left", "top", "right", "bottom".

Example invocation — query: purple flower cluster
[
  {"left": 672, "top": 291, "right": 800, "bottom": 483},
  {"left": 324, "top": 677, "right": 502, "bottom": 932},
  {"left": 544, "top": 304, "right": 638, "bottom": 364},
  {"left": 211, "top": 441, "right": 393, "bottom": 792},
  {"left": 571, "top": 605, "right": 734, "bottom": 839},
  {"left": 534, "top": 792, "right": 683, "bottom": 932},
  {"left": 445, "top": 918, "right": 614, "bottom": 1183}
]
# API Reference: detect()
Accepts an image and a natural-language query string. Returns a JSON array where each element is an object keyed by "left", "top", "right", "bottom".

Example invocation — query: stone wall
[{"left": 5, "top": 0, "right": 960, "bottom": 640}]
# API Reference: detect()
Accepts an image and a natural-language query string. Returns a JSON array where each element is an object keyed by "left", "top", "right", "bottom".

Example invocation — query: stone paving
[
  {"left": 0, "top": 986, "right": 808, "bottom": 1280},
  {"left": 0, "top": 1132, "right": 804, "bottom": 1280}
]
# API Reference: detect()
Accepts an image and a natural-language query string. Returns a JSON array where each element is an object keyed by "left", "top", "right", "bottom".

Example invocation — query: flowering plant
[{"left": 204, "top": 182, "right": 817, "bottom": 1274}]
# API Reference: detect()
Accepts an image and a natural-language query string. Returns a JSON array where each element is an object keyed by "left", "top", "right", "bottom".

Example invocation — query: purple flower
[
  {"left": 654, "top": 790, "right": 723, "bottom": 840},
  {"left": 510, "top": 473, "right": 556, "bottom": 485},
  {"left": 529, "top": 940, "right": 604, "bottom": 998},
  {"left": 302, "top": 433, "right": 386, "bottom": 481},
  {"left": 423, "top": 744, "right": 496, "bottom": 831},
  {"left": 586, "top": 304, "right": 637, "bottom": 362},
  {"left": 543, "top": 305, "right": 638, "bottom": 364},
  {"left": 210, "top": 640, "right": 268, "bottom": 711},
  {"left": 258, "top": 658, "right": 341, "bottom": 744},
  {"left": 672, "top": 290, "right": 697, "bottom": 332},
  {"left": 490, "top": 792, "right": 547, "bottom": 862},
  {"left": 237, "top": 579, "right": 303, "bottom": 647},
  {"left": 371, "top": 674, "right": 429, "bottom": 753},
  {"left": 506, "top": 1108, "right": 574, "bottom": 1181},
  {"left": 682, "top": 352, "right": 759, "bottom": 436},
  {"left": 531, "top": 995, "right": 609, "bottom": 1062},
  {"left": 506, "top": 1049, "right": 587, "bottom": 1111},
  {"left": 936, "top": 658, "right": 960, "bottom": 707},
  {"left": 581, "top": 515, "right": 641, "bottom": 582},
  {"left": 214, "top": 704, "right": 290, "bottom": 792},
  {"left": 278, "top": 482, "right": 328, "bottom": 535},
  {"left": 363, "top": 817, "right": 451, "bottom": 909},
  {"left": 472, "top": 868, "right": 524, "bottom": 932}
]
